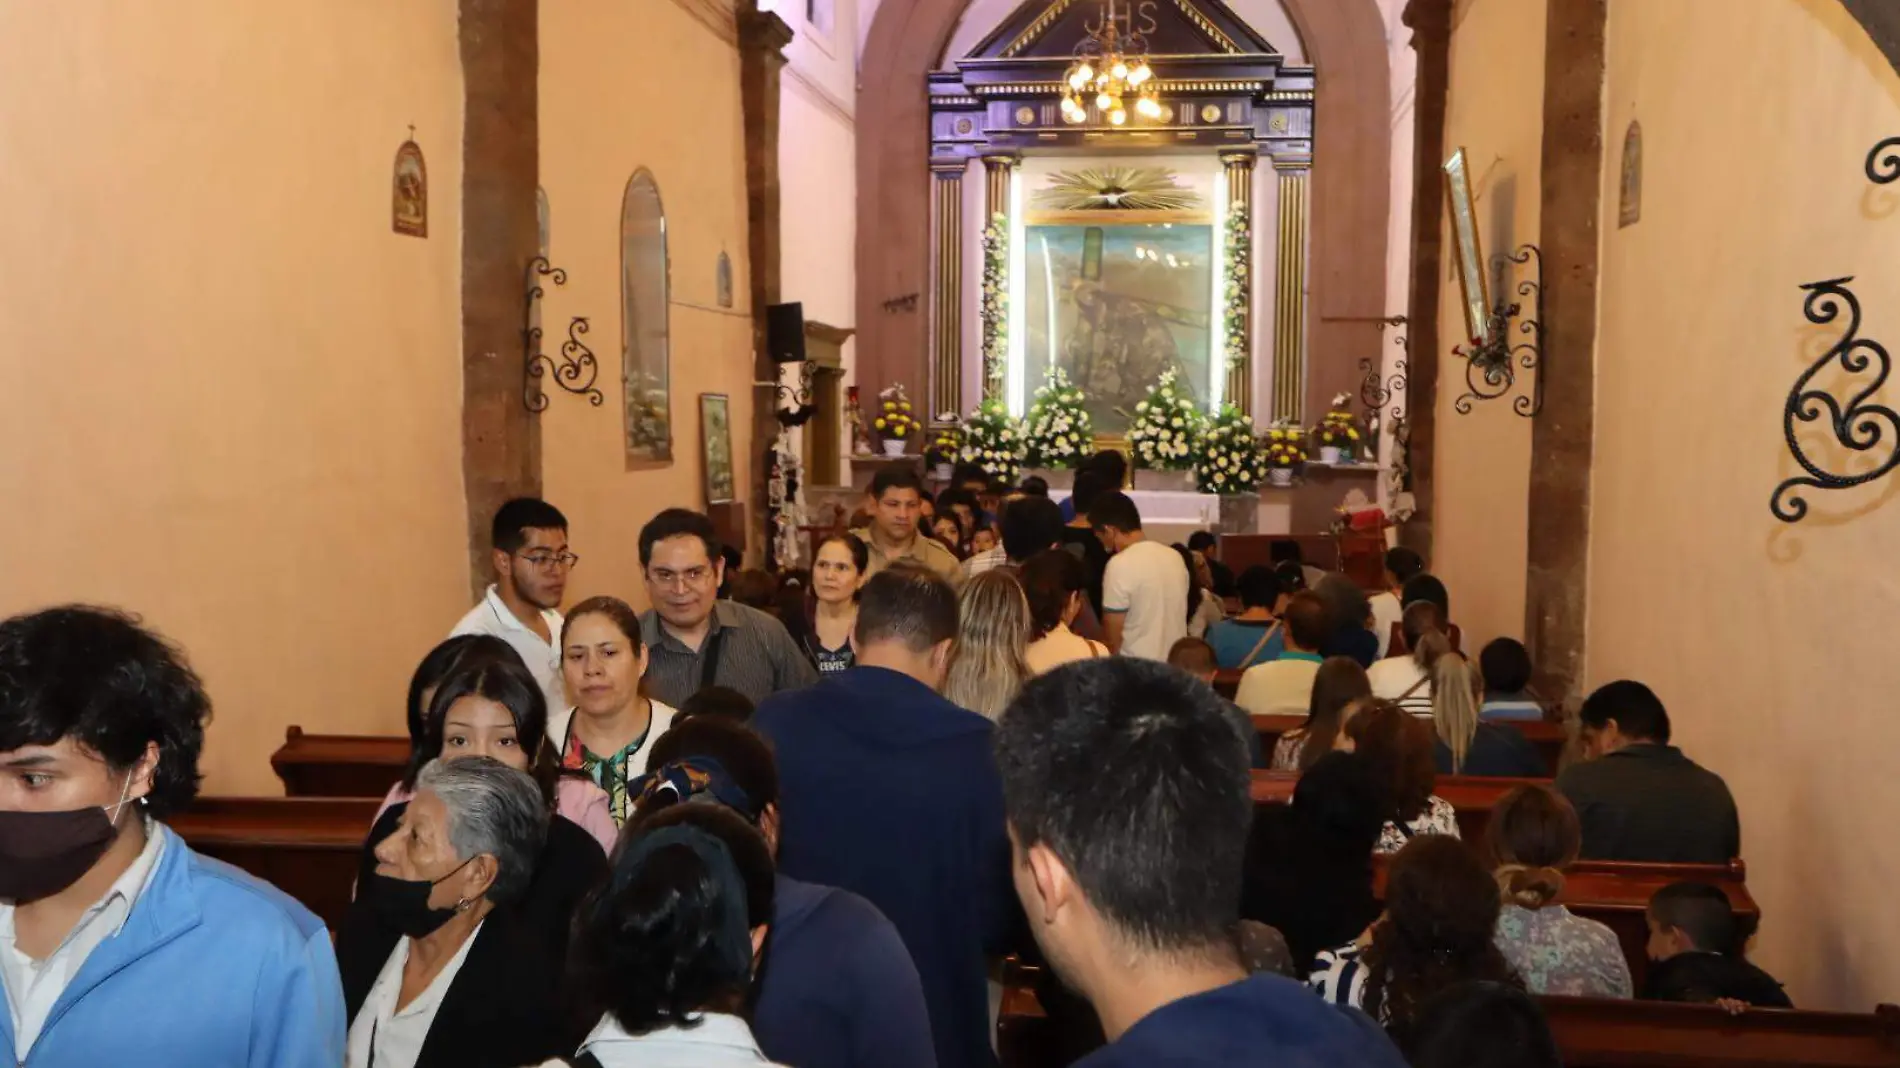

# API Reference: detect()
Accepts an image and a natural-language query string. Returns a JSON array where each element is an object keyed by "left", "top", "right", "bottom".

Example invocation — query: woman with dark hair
[
  {"left": 1270, "top": 657, "right": 1371, "bottom": 770},
  {"left": 1022, "top": 548, "right": 1108, "bottom": 673},
  {"left": 1173, "top": 544, "right": 1226, "bottom": 639},
  {"left": 1345, "top": 700, "right": 1459, "bottom": 853},
  {"left": 546, "top": 803, "right": 781, "bottom": 1066},
  {"left": 1243, "top": 751, "right": 1386, "bottom": 977},
  {"left": 782, "top": 533, "right": 868, "bottom": 676},
  {"left": 1488, "top": 785, "right": 1632, "bottom": 996},
  {"left": 1058, "top": 468, "right": 1112, "bottom": 615},
  {"left": 1402, "top": 573, "right": 1451, "bottom": 618},
  {"left": 1406, "top": 982, "right": 1561, "bottom": 1068},
  {"left": 1367, "top": 600, "right": 1455, "bottom": 717},
  {"left": 1309, "top": 835, "right": 1522, "bottom": 1041},
  {"left": 358, "top": 655, "right": 611, "bottom": 963},
  {"left": 1315, "top": 574, "right": 1379, "bottom": 667},
  {"left": 377, "top": 637, "right": 615, "bottom": 851},
  {"left": 929, "top": 514, "right": 967, "bottom": 560},
  {"left": 632, "top": 717, "right": 935, "bottom": 1068},
  {"left": 557, "top": 596, "right": 676, "bottom": 826}
]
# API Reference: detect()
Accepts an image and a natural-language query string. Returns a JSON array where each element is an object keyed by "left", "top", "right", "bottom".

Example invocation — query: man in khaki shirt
[{"left": 854, "top": 465, "right": 960, "bottom": 581}]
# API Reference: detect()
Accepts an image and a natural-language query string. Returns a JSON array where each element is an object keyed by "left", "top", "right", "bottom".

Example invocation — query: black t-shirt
[
  {"left": 1058, "top": 525, "right": 1110, "bottom": 616},
  {"left": 1643, "top": 951, "right": 1792, "bottom": 1007}
]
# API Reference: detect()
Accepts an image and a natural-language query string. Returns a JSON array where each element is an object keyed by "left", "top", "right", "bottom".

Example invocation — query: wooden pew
[
  {"left": 272, "top": 725, "right": 408, "bottom": 798},
  {"left": 1542, "top": 996, "right": 1900, "bottom": 1068},
  {"left": 1251, "top": 768, "right": 1544, "bottom": 842},
  {"left": 1000, "top": 986, "right": 1900, "bottom": 1068},
  {"left": 1238, "top": 709, "right": 1568, "bottom": 775},
  {"left": 171, "top": 796, "right": 376, "bottom": 929}
]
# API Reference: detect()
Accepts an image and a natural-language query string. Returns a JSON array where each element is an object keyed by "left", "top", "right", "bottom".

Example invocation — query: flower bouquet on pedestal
[
  {"left": 1262, "top": 421, "right": 1308, "bottom": 487},
  {"left": 1127, "top": 369, "right": 1204, "bottom": 487},
  {"left": 1023, "top": 366, "right": 1095, "bottom": 470},
  {"left": 961, "top": 397, "right": 1027, "bottom": 484},
  {"left": 1195, "top": 405, "right": 1269, "bottom": 496},
  {"left": 874, "top": 384, "right": 919, "bottom": 455},
  {"left": 1312, "top": 393, "right": 1362, "bottom": 465},
  {"left": 925, "top": 422, "right": 961, "bottom": 481}
]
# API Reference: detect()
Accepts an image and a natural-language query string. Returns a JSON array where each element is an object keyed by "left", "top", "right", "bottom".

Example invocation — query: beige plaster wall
[
  {"left": 1429, "top": 0, "right": 1543, "bottom": 653},
  {"left": 539, "top": 0, "right": 757, "bottom": 606},
  {"left": 0, "top": 0, "right": 467, "bottom": 794},
  {"left": 1589, "top": 0, "right": 1900, "bottom": 1009}
]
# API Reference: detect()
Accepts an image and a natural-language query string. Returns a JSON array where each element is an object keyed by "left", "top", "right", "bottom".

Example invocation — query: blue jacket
[
  {"left": 753, "top": 874, "right": 937, "bottom": 1068},
  {"left": 0, "top": 823, "right": 346, "bottom": 1068},
  {"left": 754, "top": 667, "right": 1016, "bottom": 1068},
  {"left": 1074, "top": 973, "right": 1405, "bottom": 1067}
]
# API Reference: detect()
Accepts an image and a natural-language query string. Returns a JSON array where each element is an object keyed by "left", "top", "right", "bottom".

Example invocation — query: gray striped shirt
[{"left": 639, "top": 600, "right": 818, "bottom": 708}]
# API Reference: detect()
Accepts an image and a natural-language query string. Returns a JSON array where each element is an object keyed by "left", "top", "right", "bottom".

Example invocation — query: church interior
[{"left": 6, "top": 0, "right": 1900, "bottom": 1061}]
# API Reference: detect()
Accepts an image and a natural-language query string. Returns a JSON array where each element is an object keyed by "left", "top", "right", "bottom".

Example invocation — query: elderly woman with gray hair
[{"left": 335, "top": 757, "right": 573, "bottom": 1068}]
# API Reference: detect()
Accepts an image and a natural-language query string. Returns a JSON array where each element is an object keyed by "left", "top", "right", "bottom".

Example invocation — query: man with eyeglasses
[
  {"left": 450, "top": 498, "right": 575, "bottom": 715},
  {"left": 638, "top": 508, "right": 816, "bottom": 707}
]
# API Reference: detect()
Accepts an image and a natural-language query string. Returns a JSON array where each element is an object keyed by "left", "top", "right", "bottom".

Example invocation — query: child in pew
[
  {"left": 1643, "top": 882, "right": 1792, "bottom": 1009},
  {"left": 1480, "top": 639, "right": 1546, "bottom": 722}
]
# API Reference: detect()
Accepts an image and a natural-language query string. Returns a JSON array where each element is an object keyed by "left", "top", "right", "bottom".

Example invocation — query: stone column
[
  {"left": 459, "top": 0, "right": 541, "bottom": 598},
  {"left": 1525, "top": 0, "right": 1606, "bottom": 707},
  {"left": 979, "top": 154, "right": 1017, "bottom": 403},
  {"left": 1400, "top": 0, "right": 1453, "bottom": 561},
  {"left": 1269, "top": 158, "right": 1311, "bottom": 423},
  {"left": 738, "top": 3, "right": 794, "bottom": 565},
  {"left": 1220, "top": 148, "right": 1257, "bottom": 416},
  {"left": 929, "top": 158, "right": 966, "bottom": 422}
]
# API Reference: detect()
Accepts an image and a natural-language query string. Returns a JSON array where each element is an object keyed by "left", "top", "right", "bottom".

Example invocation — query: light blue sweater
[{"left": 0, "top": 823, "right": 346, "bottom": 1067}]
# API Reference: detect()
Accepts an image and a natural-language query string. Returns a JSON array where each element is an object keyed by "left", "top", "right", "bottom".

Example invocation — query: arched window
[{"left": 622, "top": 170, "right": 672, "bottom": 465}]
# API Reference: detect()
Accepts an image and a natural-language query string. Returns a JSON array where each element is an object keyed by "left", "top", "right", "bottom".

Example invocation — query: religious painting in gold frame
[
  {"left": 1021, "top": 208, "right": 1217, "bottom": 443},
  {"left": 1443, "top": 148, "right": 1491, "bottom": 344}
]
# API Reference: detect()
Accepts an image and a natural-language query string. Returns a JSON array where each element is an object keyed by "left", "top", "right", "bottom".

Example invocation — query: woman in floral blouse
[
  {"left": 1486, "top": 784, "right": 1633, "bottom": 997},
  {"left": 557, "top": 596, "right": 678, "bottom": 824},
  {"left": 1343, "top": 700, "right": 1462, "bottom": 854}
]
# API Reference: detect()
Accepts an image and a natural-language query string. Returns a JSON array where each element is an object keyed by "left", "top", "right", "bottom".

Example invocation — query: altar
[{"left": 1049, "top": 487, "right": 1221, "bottom": 546}]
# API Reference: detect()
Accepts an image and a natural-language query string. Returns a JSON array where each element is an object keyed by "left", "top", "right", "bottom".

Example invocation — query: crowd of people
[{"left": 0, "top": 457, "right": 1780, "bottom": 1067}]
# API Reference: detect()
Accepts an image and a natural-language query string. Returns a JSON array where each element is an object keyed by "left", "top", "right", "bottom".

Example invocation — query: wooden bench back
[
  {"left": 272, "top": 725, "right": 408, "bottom": 798},
  {"left": 1244, "top": 712, "right": 1567, "bottom": 775},
  {"left": 171, "top": 795, "right": 377, "bottom": 929}
]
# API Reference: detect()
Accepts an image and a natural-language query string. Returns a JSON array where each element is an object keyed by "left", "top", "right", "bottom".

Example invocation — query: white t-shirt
[
  {"left": 451, "top": 586, "right": 566, "bottom": 716},
  {"left": 1233, "top": 654, "right": 1323, "bottom": 716},
  {"left": 1366, "top": 655, "right": 1433, "bottom": 716},
  {"left": 1102, "top": 539, "right": 1189, "bottom": 661},
  {"left": 1368, "top": 590, "right": 1402, "bottom": 658}
]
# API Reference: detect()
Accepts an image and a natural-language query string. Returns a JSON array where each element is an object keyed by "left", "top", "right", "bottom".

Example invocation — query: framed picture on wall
[
  {"left": 700, "top": 393, "right": 735, "bottom": 505},
  {"left": 1443, "top": 147, "right": 1491, "bottom": 344}
]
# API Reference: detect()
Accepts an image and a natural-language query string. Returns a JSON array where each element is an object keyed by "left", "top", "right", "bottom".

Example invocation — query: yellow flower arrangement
[{"left": 875, "top": 384, "right": 920, "bottom": 440}]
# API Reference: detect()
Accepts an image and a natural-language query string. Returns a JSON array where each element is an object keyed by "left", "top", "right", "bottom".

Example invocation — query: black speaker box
[{"left": 766, "top": 301, "right": 806, "bottom": 363}]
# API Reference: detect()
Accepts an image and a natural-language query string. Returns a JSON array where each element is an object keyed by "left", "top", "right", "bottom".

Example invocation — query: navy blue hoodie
[
  {"left": 754, "top": 666, "right": 1016, "bottom": 1068},
  {"left": 1075, "top": 973, "right": 1406, "bottom": 1067}
]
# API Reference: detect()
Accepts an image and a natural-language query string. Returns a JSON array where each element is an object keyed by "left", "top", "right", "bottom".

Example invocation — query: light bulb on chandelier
[
  {"left": 1108, "top": 108, "right": 1127, "bottom": 126},
  {"left": 1061, "top": 0, "right": 1157, "bottom": 129},
  {"left": 1095, "top": 92, "right": 1114, "bottom": 111},
  {"left": 1136, "top": 95, "right": 1161, "bottom": 119}
]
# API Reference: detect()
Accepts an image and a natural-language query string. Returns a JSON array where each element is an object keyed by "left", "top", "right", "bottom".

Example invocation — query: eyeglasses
[
  {"left": 517, "top": 551, "right": 580, "bottom": 571},
  {"left": 647, "top": 565, "right": 714, "bottom": 590}
]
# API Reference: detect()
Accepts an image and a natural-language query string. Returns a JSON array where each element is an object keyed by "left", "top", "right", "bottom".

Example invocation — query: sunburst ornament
[{"left": 1031, "top": 167, "right": 1203, "bottom": 212}]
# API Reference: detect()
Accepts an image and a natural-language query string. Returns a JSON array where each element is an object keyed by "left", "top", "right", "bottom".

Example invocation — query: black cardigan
[
  {"left": 357, "top": 802, "right": 608, "bottom": 977},
  {"left": 335, "top": 902, "right": 572, "bottom": 1068}
]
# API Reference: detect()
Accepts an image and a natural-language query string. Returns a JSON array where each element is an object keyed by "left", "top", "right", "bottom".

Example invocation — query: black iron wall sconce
[
  {"left": 1358, "top": 314, "right": 1409, "bottom": 426},
  {"left": 772, "top": 361, "right": 818, "bottom": 428},
  {"left": 523, "top": 257, "right": 604, "bottom": 412},
  {"left": 1866, "top": 137, "right": 1900, "bottom": 185},
  {"left": 1452, "top": 244, "right": 1545, "bottom": 418}
]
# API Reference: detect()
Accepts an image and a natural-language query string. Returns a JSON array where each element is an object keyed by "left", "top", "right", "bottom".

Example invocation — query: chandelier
[{"left": 1060, "top": 0, "right": 1160, "bottom": 127}]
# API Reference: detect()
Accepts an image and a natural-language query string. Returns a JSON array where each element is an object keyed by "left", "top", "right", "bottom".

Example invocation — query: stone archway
[{"left": 854, "top": 0, "right": 1394, "bottom": 425}]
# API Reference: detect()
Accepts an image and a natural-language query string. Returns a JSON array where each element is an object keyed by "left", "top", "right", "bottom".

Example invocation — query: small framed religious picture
[
  {"left": 700, "top": 393, "right": 736, "bottom": 505},
  {"left": 1442, "top": 147, "right": 1490, "bottom": 343},
  {"left": 716, "top": 251, "right": 734, "bottom": 309},
  {"left": 392, "top": 133, "right": 428, "bottom": 238}
]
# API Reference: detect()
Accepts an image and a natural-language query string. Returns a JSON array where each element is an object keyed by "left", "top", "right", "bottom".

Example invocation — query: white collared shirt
[
  {"left": 345, "top": 920, "right": 484, "bottom": 1068},
  {"left": 451, "top": 585, "right": 566, "bottom": 716},
  {"left": 536, "top": 1011, "right": 785, "bottom": 1067},
  {"left": 0, "top": 816, "right": 166, "bottom": 1060}
]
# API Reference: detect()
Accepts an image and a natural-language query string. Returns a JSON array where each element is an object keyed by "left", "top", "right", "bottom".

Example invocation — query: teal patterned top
[{"left": 1495, "top": 903, "right": 1633, "bottom": 998}]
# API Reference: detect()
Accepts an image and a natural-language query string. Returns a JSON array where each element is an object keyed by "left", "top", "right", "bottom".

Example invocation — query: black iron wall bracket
[
  {"left": 1452, "top": 245, "right": 1544, "bottom": 418},
  {"left": 523, "top": 256, "right": 603, "bottom": 412}
]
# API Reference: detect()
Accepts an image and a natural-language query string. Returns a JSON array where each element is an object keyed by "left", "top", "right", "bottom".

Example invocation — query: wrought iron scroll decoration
[
  {"left": 1866, "top": 136, "right": 1900, "bottom": 185},
  {"left": 773, "top": 361, "right": 818, "bottom": 428},
  {"left": 1452, "top": 244, "right": 1544, "bottom": 418},
  {"left": 1771, "top": 278, "right": 1900, "bottom": 523},
  {"left": 1358, "top": 315, "right": 1409, "bottom": 424},
  {"left": 523, "top": 257, "right": 604, "bottom": 412}
]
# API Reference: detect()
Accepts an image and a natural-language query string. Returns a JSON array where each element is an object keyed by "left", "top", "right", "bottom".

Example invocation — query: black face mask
[
  {"left": 363, "top": 858, "right": 475, "bottom": 938},
  {"left": 0, "top": 774, "right": 136, "bottom": 903}
]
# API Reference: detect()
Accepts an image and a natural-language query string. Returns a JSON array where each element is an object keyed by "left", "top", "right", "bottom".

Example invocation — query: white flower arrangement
[
  {"left": 980, "top": 213, "right": 1009, "bottom": 393},
  {"left": 1222, "top": 203, "right": 1251, "bottom": 379},
  {"left": 1022, "top": 366, "right": 1095, "bottom": 469},
  {"left": 1126, "top": 368, "right": 1205, "bottom": 471},
  {"left": 961, "top": 396, "right": 1027, "bottom": 483},
  {"left": 1195, "top": 405, "right": 1270, "bottom": 495}
]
